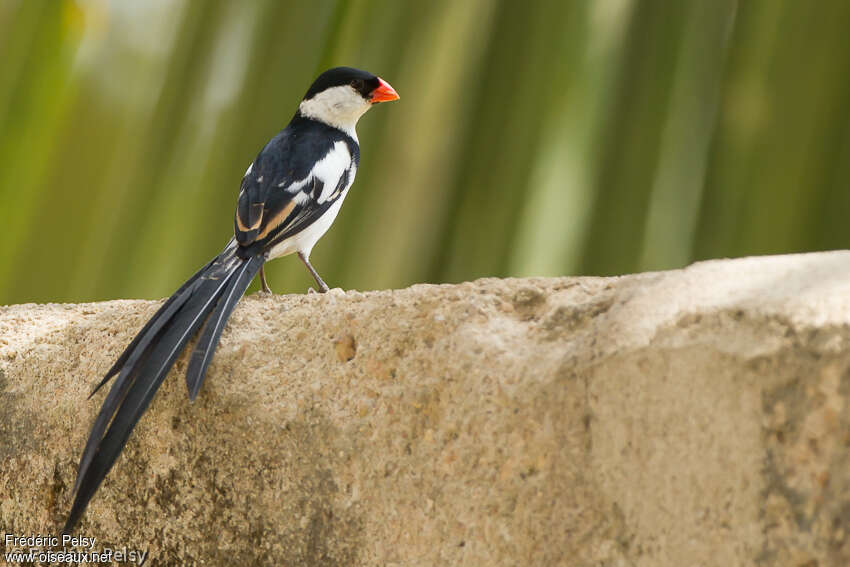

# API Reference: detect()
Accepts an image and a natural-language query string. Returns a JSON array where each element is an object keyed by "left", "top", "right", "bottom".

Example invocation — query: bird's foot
[
  {"left": 307, "top": 286, "right": 337, "bottom": 294},
  {"left": 259, "top": 266, "right": 273, "bottom": 294}
]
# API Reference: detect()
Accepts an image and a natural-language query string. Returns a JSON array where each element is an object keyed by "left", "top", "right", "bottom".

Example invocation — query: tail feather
[
  {"left": 64, "top": 244, "right": 260, "bottom": 533},
  {"left": 89, "top": 257, "right": 216, "bottom": 398},
  {"left": 74, "top": 277, "right": 203, "bottom": 493},
  {"left": 72, "top": 250, "right": 237, "bottom": 492},
  {"left": 186, "top": 256, "right": 263, "bottom": 400}
]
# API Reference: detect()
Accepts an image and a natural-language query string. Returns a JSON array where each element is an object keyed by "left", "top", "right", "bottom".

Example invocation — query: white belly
[{"left": 266, "top": 188, "right": 349, "bottom": 260}]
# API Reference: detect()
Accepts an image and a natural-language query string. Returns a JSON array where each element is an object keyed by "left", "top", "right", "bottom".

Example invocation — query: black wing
[{"left": 234, "top": 121, "right": 358, "bottom": 253}]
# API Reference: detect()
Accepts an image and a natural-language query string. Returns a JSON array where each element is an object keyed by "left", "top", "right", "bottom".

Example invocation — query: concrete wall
[{"left": 2, "top": 251, "right": 850, "bottom": 565}]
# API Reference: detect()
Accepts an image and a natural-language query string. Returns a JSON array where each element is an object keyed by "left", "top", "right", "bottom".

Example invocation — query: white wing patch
[
  {"left": 279, "top": 177, "right": 310, "bottom": 193},
  {"left": 270, "top": 141, "right": 350, "bottom": 199},
  {"left": 330, "top": 161, "right": 356, "bottom": 201},
  {"left": 311, "top": 141, "right": 351, "bottom": 204},
  {"left": 292, "top": 190, "right": 312, "bottom": 206}
]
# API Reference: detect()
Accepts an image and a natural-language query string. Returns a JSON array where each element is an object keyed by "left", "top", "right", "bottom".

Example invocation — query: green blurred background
[{"left": 1, "top": 0, "right": 849, "bottom": 305}]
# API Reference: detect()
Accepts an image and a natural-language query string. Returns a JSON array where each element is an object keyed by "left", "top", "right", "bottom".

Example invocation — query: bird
[{"left": 63, "top": 66, "right": 399, "bottom": 532}]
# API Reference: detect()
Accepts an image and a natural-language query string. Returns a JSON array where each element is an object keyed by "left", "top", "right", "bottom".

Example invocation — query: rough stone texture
[{"left": 2, "top": 251, "right": 850, "bottom": 565}]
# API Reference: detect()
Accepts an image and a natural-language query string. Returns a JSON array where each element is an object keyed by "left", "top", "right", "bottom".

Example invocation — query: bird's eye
[{"left": 350, "top": 79, "right": 364, "bottom": 91}]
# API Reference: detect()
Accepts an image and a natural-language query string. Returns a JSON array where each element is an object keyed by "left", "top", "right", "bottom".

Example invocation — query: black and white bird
[{"left": 63, "top": 67, "right": 399, "bottom": 532}]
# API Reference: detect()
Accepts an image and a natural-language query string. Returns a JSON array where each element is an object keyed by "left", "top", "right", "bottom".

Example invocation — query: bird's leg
[
  {"left": 298, "top": 252, "right": 330, "bottom": 293},
  {"left": 259, "top": 266, "right": 272, "bottom": 294}
]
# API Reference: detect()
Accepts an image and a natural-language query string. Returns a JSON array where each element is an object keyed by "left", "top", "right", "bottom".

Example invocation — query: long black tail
[{"left": 63, "top": 242, "right": 264, "bottom": 533}]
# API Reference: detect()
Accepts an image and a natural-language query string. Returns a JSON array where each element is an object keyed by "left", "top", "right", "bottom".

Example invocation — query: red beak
[{"left": 370, "top": 77, "right": 400, "bottom": 103}]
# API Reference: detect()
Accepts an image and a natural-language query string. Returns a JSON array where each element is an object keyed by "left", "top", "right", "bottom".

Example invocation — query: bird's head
[{"left": 298, "top": 67, "right": 399, "bottom": 136}]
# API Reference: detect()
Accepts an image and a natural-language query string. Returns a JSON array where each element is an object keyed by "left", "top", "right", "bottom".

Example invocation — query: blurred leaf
[{"left": 2, "top": 0, "right": 850, "bottom": 305}]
